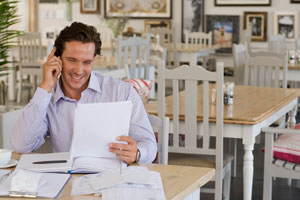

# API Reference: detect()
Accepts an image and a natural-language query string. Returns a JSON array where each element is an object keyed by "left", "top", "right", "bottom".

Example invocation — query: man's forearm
[{"left": 10, "top": 88, "right": 52, "bottom": 153}]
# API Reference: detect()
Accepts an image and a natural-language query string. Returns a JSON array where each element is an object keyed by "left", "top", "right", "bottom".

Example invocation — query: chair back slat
[
  {"left": 244, "top": 51, "right": 288, "bottom": 88},
  {"left": 172, "top": 79, "right": 180, "bottom": 149},
  {"left": 233, "top": 43, "right": 248, "bottom": 85}
]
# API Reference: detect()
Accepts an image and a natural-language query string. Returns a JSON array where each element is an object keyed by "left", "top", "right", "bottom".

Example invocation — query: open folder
[
  {"left": 16, "top": 101, "right": 132, "bottom": 173},
  {"left": 0, "top": 171, "right": 70, "bottom": 198}
]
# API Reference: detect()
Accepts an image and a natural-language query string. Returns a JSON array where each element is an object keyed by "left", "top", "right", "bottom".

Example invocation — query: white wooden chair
[
  {"left": 185, "top": 31, "right": 212, "bottom": 49},
  {"left": 185, "top": 31, "right": 213, "bottom": 68},
  {"left": 17, "top": 32, "right": 44, "bottom": 104},
  {"left": 262, "top": 127, "right": 300, "bottom": 200},
  {"left": 244, "top": 51, "right": 288, "bottom": 88},
  {"left": 117, "top": 34, "right": 155, "bottom": 98},
  {"left": 157, "top": 61, "right": 232, "bottom": 200},
  {"left": 148, "top": 27, "right": 178, "bottom": 69},
  {"left": 148, "top": 114, "right": 169, "bottom": 165},
  {"left": 268, "top": 34, "right": 286, "bottom": 54},
  {"left": 233, "top": 43, "right": 248, "bottom": 85}
]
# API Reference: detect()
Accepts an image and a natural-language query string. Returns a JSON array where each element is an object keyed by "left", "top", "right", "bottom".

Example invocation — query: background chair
[
  {"left": 148, "top": 114, "right": 169, "bottom": 165},
  {"left": 184, "top": 31, "right": 213, "bottom": 68},
  {"left": 268, "top": 34, "right": 286, "bottom": 54},
  {"left": 117, "top": 34, "right": 155, "bottom": 98},
  {"left": 148, "top": 27, "right": 178, "bottom": 69},
  {"left": 157, "top": 61, "right": 232, "bottom": 200},
  {"left": 244, "top": 51, "right": 288, "bottom": 88},
  {"left": 262, "top": 127, "right": 300, "bottom": 200},
  {"left": 17, "top": 32, "right": 44, "bottom": 104}
]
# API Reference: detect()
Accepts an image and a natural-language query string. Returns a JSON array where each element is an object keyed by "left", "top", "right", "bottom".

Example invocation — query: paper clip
[
  {"left": 9, "top": 190, "right": 38, "bottom": 198},
  {"left": 120, "top": 148, "right": 122, "bottom": 175}
]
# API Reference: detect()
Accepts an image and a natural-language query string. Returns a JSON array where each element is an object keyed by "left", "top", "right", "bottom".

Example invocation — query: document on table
[
  {"left": 71, "top": 166, "right": 166, "bottom": 200},
  {"left": 70, "top": 101, "right": 133, "bottom": 159}
]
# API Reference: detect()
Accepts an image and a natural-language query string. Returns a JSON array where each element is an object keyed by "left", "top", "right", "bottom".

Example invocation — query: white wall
[
  {"left": 205, "top": 0, "right": 300, "bottom": 49},
  {"left": 16, "top": 0, "right": 300, "bottom": 49}
]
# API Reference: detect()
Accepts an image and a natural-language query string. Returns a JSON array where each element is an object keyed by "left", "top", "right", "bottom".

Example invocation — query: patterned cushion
[
  {"left": 273, "top": 124, "right": 300, "bottom": 164},
  {"left": 124, "top": 78, "right": 153, "bottom": 104}
]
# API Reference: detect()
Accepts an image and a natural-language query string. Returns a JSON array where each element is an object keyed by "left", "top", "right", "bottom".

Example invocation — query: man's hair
[{"left": 54, "top": 22, "right": 101, "bottom": 56}]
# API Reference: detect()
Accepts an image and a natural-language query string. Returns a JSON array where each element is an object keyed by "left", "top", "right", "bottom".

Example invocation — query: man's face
[{"left": 60, "top": 41, "right": 95, "bottom": 98}]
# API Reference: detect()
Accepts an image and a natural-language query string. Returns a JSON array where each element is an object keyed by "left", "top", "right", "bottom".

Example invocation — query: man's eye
[{"left": 84, "top": 61, "right": 92, "bottom": 65}]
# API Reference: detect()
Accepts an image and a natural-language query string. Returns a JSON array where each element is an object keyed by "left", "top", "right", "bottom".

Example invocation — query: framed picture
[
  {"left": 273, "top": 11, "right": 298, "bottom": 41},
  {"left": 104, "top": 0, "right": 172, "bottom": 19},
  {"left": 80, "top": 0, "right": 100, "bottom": 14},
  {"left": 144, "top": 20, "right": 171, "bottom": 32},
  {"left": 291, "top": 0, "right": 300, "bottom": 3},
  {"left": 206, "top": 15, "right": 240, "bottom": 53},
  {"left": 244, "top": 12, "right": 267, "bottom": 42},
  {"left": 181, "top": 0, "right": 204, "bottom": 42},
  {"left": 215, "top": 0, "right": 271, "bottom": 6}
]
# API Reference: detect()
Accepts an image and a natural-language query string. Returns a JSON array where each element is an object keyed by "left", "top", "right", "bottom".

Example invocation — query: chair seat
[{"left": 168, "top": 153, "right": 234, "bottom": 168}]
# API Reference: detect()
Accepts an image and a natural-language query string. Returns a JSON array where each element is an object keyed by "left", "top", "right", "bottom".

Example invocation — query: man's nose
[{"left": 74, "top": 62, "right": 83, "bottom": 74}]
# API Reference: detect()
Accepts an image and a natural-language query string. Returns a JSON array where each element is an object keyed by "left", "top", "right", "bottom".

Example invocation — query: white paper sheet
[
  {"left": 71, "top": 166, "right": 166, "bottom": 200},
  {"left": 70, "top": 101, "right": 133, "bottom": 159}
]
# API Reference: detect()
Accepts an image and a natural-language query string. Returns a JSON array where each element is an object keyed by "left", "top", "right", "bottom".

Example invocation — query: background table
[{"left": 145, "top": 85, "right": 300, "bottom": 200}]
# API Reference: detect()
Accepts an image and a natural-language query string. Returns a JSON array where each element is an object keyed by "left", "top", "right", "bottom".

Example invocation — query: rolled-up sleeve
[
  {"left": 127, "top": 87, "right": 157, "bottom": 163},
  {"left": 10, "top": 87, "right": 52, "bottom": 153}
]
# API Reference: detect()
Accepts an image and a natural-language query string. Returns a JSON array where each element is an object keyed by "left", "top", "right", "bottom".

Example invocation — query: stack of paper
[{"left": 71, "top": 166, "right": 166, "bottom": 200}]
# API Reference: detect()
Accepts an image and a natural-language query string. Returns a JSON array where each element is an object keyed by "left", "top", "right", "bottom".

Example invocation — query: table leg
[
  {"left": 243, "top": 144, "right": 254, "bottom": 200},
  {"left": 287, "top": 103, "right": 298, "bottom": 128}
]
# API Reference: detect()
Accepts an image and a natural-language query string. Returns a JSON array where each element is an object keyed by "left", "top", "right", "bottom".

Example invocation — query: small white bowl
[{"left": 0, "top": 149, "right": 12, "bottom": 166}]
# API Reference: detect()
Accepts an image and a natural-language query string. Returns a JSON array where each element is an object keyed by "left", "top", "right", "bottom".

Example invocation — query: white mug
[{"left": 0, "top": 149, "right": 12, "bottom": 166}]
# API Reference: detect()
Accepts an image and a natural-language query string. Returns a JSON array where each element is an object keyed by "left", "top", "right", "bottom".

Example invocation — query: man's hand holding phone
[{"left": 40, "top": 47, "right": 62, "bottom": 93}]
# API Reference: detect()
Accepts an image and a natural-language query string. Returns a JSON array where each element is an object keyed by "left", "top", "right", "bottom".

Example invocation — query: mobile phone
[{"left": 54, "top": 46, "right": 62, "bottom": 58}]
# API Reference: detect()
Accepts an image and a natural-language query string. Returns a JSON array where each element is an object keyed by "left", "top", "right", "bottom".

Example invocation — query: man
[{"left": 11, "top": 22, "right": 157, "bottom": 164}]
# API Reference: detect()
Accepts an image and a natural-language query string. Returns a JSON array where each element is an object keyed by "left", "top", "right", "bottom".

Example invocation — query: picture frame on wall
[
  {"left": 291, "top": 0, "right": 300, "bottom": 3},
  {"left": 144, "top": 20, "right": 171, "bottom": 32},
  {"left": 80, "top": 0, "right": 100, "bottom": 14},
  {"left": 181, "top": 0, "right": 204, "bottom": 42},
  {"left": 273, "top": 11, "right": 298, "bottom": 41},
  {"left": 244, "top": 12, "right": 267, "bottom": 42},
  {"left": 215, "top": 0, "right": 271, "bottom": 6},
  {"left": 104, "top": 0, "right": 172, "bottom": 19},
  {"left": 206, "top": 15, "right": 240, "bottom": 53}
]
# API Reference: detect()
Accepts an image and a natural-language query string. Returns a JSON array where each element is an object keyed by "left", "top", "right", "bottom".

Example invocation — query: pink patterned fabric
[
  {"left": 273, "top": 124, "right": 300, "bottom": 164},
  {"left": 124, "top": 79, "right": 153, "bottom": 104}
]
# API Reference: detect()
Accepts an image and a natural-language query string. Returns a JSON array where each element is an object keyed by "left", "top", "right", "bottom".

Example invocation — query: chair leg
[
  {"left": 229, "top": 138, "right": 237, "bottom": 177},
  {"left": 17, "top": 77, "right": 22, "bottom": 104},
  {"left": 223, "top": 162, "right": 231, "bottom": 200}
]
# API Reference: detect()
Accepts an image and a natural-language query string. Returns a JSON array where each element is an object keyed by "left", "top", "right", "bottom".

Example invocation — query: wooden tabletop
[
  {"left": 6, "top": 154, "right": 214, "bottom": 200},
  {"left": 145, "top": 85, "right": 300, "bottom": 125},
  {"left": 288, "top": 62, "right": 300, "bottom": 70}
]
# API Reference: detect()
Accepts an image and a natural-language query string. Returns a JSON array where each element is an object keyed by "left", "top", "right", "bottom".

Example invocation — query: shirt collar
[{"left": 52, "top": 72, "right": 102, "bottom": 104}]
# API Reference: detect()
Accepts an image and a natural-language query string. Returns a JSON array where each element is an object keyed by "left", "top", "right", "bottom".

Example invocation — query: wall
[
  {"left": 15, "top": 0, "right": 300, "bottom": 49},
  {"left": 205, "top": 0, "right": 300, "bottom": 49}
]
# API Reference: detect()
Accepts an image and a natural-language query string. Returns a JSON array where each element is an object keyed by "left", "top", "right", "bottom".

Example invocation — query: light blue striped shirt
[{"left": 10, "top": 72, "right": 157, "bottom": 163}]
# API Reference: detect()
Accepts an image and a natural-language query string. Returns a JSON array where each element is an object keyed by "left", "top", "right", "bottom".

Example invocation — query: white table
[{"left": 145, "top": 85, "right": 300, "bottom": 200}]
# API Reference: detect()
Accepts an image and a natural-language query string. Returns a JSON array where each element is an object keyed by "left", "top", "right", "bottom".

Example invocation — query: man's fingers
[
  {"left": 116, "top": 136, "right": 135, "bottom": 144},
  {"left": 47, "top": 47, "right": 56, "bottom": 60}
]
